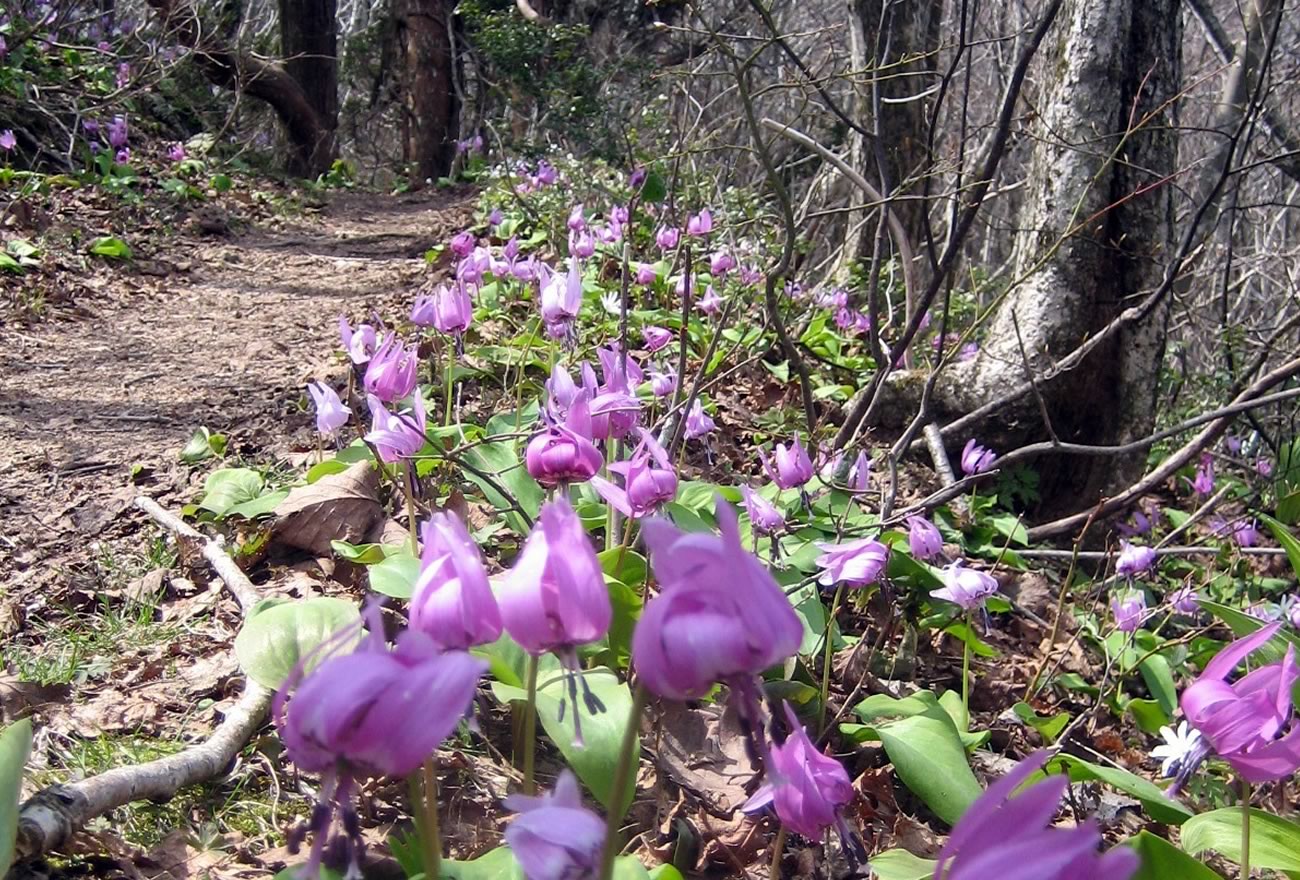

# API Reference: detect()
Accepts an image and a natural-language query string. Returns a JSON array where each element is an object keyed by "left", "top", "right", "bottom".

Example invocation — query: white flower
[
  {"left": 1151, "top": 721, "right": 1203, "bottom": 778},
  {"left": 600, "top": 290, "right": 621, "bottom": 316}
]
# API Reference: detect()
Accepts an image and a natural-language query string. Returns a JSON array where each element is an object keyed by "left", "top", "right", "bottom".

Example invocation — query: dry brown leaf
[
  {"left": 0, "top": 674, "right": 71, "bottom": 723},
  {"left": 271, "top": 460, "right": 382, "bottom": 556},
  {"left": 653, "top": 702, "right": 757, "bottom": 816}
]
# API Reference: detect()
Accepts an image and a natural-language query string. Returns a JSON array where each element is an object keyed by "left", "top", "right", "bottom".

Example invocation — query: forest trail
[{"left": 1, "top": 189, "right": 473, "bottom": 604}]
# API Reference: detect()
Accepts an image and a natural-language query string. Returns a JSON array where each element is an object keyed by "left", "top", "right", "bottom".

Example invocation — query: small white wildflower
[
  {"left": 600, "top": 290, "right": 621, "bottom": 316},
  {"left": 1150, "top": 721, "right": 1203, "bottom": 778}
]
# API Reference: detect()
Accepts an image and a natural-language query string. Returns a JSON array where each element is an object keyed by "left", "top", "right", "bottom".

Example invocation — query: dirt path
[{"left": 1, "top": 189, "right": 472, "bottom": 608}]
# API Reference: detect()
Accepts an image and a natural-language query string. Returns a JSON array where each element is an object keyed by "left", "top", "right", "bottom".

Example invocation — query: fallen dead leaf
[
  {"left": 653, "top": 702, "right": 758, "bottom": 816},
  {"left": 271, "top": 460, "right": 382, "bottom": 556},
  {"left": 0, "top": 674, "right": 72, "bottom": 723}
]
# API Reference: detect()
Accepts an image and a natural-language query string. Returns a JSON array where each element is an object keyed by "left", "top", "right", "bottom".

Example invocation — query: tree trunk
[
  {"left": 395, "top": 0, "right": 459, "bottom": 185},
  {"left": 936, "top": 0, "right": 1181, "bottom": 505},
  {"left": 277, "top": 0, "right": 339, "bottom": 174}
]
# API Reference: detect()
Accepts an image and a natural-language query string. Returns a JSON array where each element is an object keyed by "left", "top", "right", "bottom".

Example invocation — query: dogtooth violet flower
[
  {"left": 697, "top": 285, "right": 724, "bottom": 316},
  {"left": 960, "top": 438, "right": 996, "bottom": 475},
  {"left": 539, "top": 259, "right": 583, "bottom": 342},
  {"left": 410, "top": 289, "right": 438, "bottom": 327},
  {"left": 642, "top": 326, "right": 673, "bottom": 352},
  {"left": 762, "top": 434, "right": 814, "bottom": 490},
  {"left": 633, "top": 496, "right": 803, "bottom": 748},
  {"left": 590, "top": 346, "right": 643, "bottom": 439},
  {"left": 525, "top": 391, "right": 603, "bottom": 488},
  {"left": 1193, "top": 453, "right": 1214, "bottom": 495},
  {"left": 1116, "top": 541, "right": 1156, "bottom": 578},
  {"left": 364, "top": 393, "right": 426, "bottom": 462},
  {"left": 166, "top": 142, "right": 185, "bottom": 162},
  {"left": 907, "top": 515, "right": 943, "bottom": 560},
  {"left": 932, "top": 750, "right": 1139, "bottom": 880},
  {"left": 635, "top": 262, "right": 657, "bottom": 285},
  {"left": 739, "top": 265, "right": 763, "bottom": 286},
  {"left": 650, "top": 369, "right": 676, "bottom": 398},
  {"left": 1168, "top": 586, "right": 1200, "bottom": 615},
  {"left": 363, "top": 334, "right": 418, "bottom": 403},
  {"left": 307, "top": 381, "right": 350, "bottom": 438},
  {"left": 1257, "top": 457, "right": 1274, "bottom": 477},
  {"left": 743, "top": 703, "right": 858, "bottom": 850},
  {"left": 931, "top": 563, "right": 998, "bottom": 611},
  {"left": 817, "top": 538, "right": 890, "bottom": 589},
  {"left": 566, "top": 203, "right": 586, "bottom": 232},
  {"left": 107, "top": 115, "right": 128, "bottom": 148},
  {"left": 498, "top": 498, "right": 611, "bottom": 744},
  {"left": 684, "top": 399, "right": 716, "bottom": 440},
  {"left": 1180, "top": 622, "right": 1300, "bottom": 783},
  {"left": 741, "top": 484, "right": 785, "bottom": 536},
  {"left": 656, "top": 225, "right": 680, "bottom": 250},
  {"left": 338, "top": 316, "right": 377, "bottom": 365},
  {"left": 710, "top": 250, "right": 735, "bottom": 276},
  {"left": 431, "top": 281, "right": 473, "bottom": 338},
  {"left": 569, "top": 229, "right": 595, "bottom": 259},
  {"left": 534, "top": 160, "right": 557, "bottom": 186},
  {"left": 0, "top": 129, "right": 16, "bottom": 151},
  {"left": 847, "top": 450, "right": 872, "bottom": 492},
  {"left": 591, "top": 428, "right": 678, "bottom": 519},
  {"left": 503, "top": 770, "right": 605, "bottom": 880},
  {"left": 450, "top": 230, "right": 475, "bottom": 257},
  {"left": 409, "top": 512, "right": 502, "bottom": 650},
  {"left": 687, "top": 208, "right": 713, "bottom": 236},
  {"left": 275, "top": 605, "right": 485, "bottom": 879},
  {"left": 1111, "top": 591, "right": 1146, "bottom": 633}
]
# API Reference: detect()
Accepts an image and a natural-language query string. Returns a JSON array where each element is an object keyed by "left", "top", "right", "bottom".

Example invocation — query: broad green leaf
[
  {"left": 1138, "top": 653, "right": 1178, "bottom": 715},
  {"left": 640, "top": 170, "right": 668, "bottom": 203},
  {"left": 1043, "top": 754, "right": 1192, "bottom": 825},
  {"left": 234, "top": 597, "right": 360, "bottom": 688},
  {"left": 870, "top": 848, "right": 939, "bottom": 880},
  {"left": 460, "top": 441, "right": 543, "bottom": 535},
  {"left": 441, "top": 847, "right": 523, "bottom": 880},
  {"left": 1129, "top": 831, "right": 1222, "bottom": 879},
  {"left": 368, "top": 547, "right": 420, "bottom": 599},
  {"left": 198, "top": 468, "right": 265, "bottom": 516},
  {"left": 647, "top": 866, "right": 685, "bottom": 880},
  {"left": 492, "top": 669, "right": 639, "bottom": 813},
  {"left": 0, "top": 253, "right": 21, "bottom": 274},
  {"left": 1261, "top": 514, "right": 1300, "bottom": 580},
  {"left": 0, "top": 718, "right": 33, "bottom": 877},
  {"left": 1126, "top": 697, "right": 1171, "bottom": 735},
  {"left": 306, "top": 459, "right": 349, "bottom": 482},
  {"left": 88, "top": 235, "right": 133, "bottom": 259},
  {"left": 852, "top": 690, "right": 986, "bottom": 750},
  {"left": 1182, "top": 807, "right": 1300, "bottom": 871},
  {"left": 180, "top": 426, "right": 225, "bottom": 463},
  {"left": 330, "top": 540, "right": 391, "bottom": 565},
  {"left": 1012, "top": 701, "right": 1070, "bottom": 743},
  {"left": 598, "top": 548, "right": 647, "bottom": 587},
  {"left": 1199, "top": 599, "right": 1300, "bottom": 662},
  {"left": 227, "top": 489, "right": 290, "bottom": 519}
]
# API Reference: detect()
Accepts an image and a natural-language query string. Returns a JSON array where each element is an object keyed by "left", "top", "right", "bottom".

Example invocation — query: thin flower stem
[
  {"left": 512, "top": 318, "right": 540, "bottom": 435},
  {"left": 403, "top": 460, "right": 419, "bottom": 552},
  {"left": 818, "top": 583, "right": 846, "bottom": 734},
  {"left": 769, "top": 825, "right": 787, "bottom": 880},
  {"left": 961, "top": 611, "right": 972, "bottom": 720},
  {"left": 444, "top": 339, "right": 455, "bottom": 428},
  {"left": 522, "top": 654, "right": 540, "bottom": 795},
  {"left": 1241, "top": 778, "right": 1251, "bottom": 879},
  {"left": 598, "top": 683, "right": 648, "bottom": 880},
  {"left": 422, "top": 757, "right": 442, "bottom": 880}
]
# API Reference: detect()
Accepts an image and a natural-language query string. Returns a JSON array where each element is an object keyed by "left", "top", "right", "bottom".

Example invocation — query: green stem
[
  {"left": 961, "top": 611, "right": 972, "bottom": 721},
  {"left": 403, "top": 460, "right": 419, "bottom": 552},
  {"left": 1241, "top": 778, "right": 1251, "bottom": 879},
  {"left": 522, "top": 654, "right": 540, "bottom": 795},
  {"left": 512, "top": 318, "right": 540, "bottom": 435},
  {"left": 422, "top": 757, "right": 442, "bottom": 880},
  {"left": 444, "top": 340, "right": 455, "bottom": 428},
  {"left": 598, "top": 683, "right": 648, "bottom": 880},
  {"left": 769, "top": 825, "right": 787, "bottom": 880},
  {"left": 818, "top": 583, "right": 846, "bottom": 734}
]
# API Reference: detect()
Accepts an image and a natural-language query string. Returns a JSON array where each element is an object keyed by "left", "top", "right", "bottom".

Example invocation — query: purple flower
[
  {"left": 847, "top": 450, "right": 872, "bottom": 492},
  {"left": 410, "top": 512, "right": 502, "bottom": 650},
  {"left": 1116, "top": 542, "right": 1156, "bottom": 578},
  {"left": 592, "top": 429, "right": 678, "bottom": 518},
  {"left": 107, "top": 115, "right": 128, "bottom": 148},
  {"left": 534, "top": 160, "right": 557, "bottom": 186},
  {"left": 709, "top": 250, "right": 735, "bottom": 277},
  {"left": 1116, "top": 506, "right": 1156, "bottom": 537},
  {"left": 1257, "top": 457, "right": 1274, "bottom": 477},
  {"left": 363, "top": 334, "right": 418, "bottom": 403},
  {"left": 1192, "top": 453, "right": 1214, "bottom": 496},
  {"left": 1226, "top": 435, "right": 1243, "bottom": 454},
  {"left": 934, "top": 751, "right": 1139, "bottom": 880},
  {"left": 697, "top": 285, "right": 724, "bottom": 316},
  {"left": 307, "top": 381, "right": 350, "bottom": 438},
  {"left": 1168, "top": 586, "right": 1200, "bottom": 615},
  {"left": 1111, "top": 591, "right": 1146, "bottom": 633},
  {"left": 503, "top": 770, "right": 605, "bottom": 880},
  {"left": 410, "top": 290, "right": 438, "bottom": 327},
  {"left": 83, "top": 119, "right": 100, "bottom": 137},
  {"left": 958, "top": 342, "right": 979, "bottom": 361},
  {"left": 740, "top": 484, "right": 785, "bottom": 536},
  {"left": 655, "top": 226, "right": 680, "bottom": 250},
  {"left": 931, "top": 563, "right": 998, "bottom": 611},
  {"left": 761, "top": 434, "right": 814, "bottom": 490},
  {"left": 634, "top": 262, "right": 657, "bottom": 285},
  {"left": 432, "top": 281, "right": 474, "bottom": 336},
  {"left": 450, "top": 231, "right": 475, "bottom": 258},
  {"left": 568, "top": 230, "right": 595, "bottom": 259},
  {"left": 743, "top": 703, "right": 854, "bottom": 840},
  {"left": 816, "top": 538, "right": 890, "bottom": 589},
  {"left": 650, "top": 369, "right": 676, "bottom": 398},
  {"left": 907, "top": 516, "right": 943, "bottom": 560},
  {"left": 540, "top": 259, "right": 583, "bottom": 341},
  {"left": 457, "top": 247, "right": 492, "bottom": 285},
  {"left": 115, "top": 147, "right": 131, "bottom": 164},
  {"left": 1181, "top": 622, "right": 1300, "bottom": 782},
  {"left": 960, "top": 438, "right": 996, "bottom": 475},
  {"left": 525, "top": 392, "right": 604, "bottom": 488},
  {"left": 684, "top": 399, "right": 716, "bottom": 440},
  {"left": 1233, "top": 518, "right": 1260, "bottom": 547},
  {"left": 0, "top": 130, "right": 16, "bottom": 152},
  {"left": 633, "top": 497, "right": 803, "bottom": 705},
  {"left": 629, "top": 167, "right": 647, "bottom": 189},
  {"left": 364, "top": 394, "right": 427, "bottom": 462},
  {"left": 642, "top": 326, "right": 673, "bottom": 352},
  {"left": 338, "top": 316, "right": 378, "bottom": 365},
  {"left": 115, "top": 61, "right": 130, "bottom": 88},
  {"left": 498, "top": 498, "right": 611, "bottom": 743},
  {"left": 0, "top": 36, "right": 6, "bottom": 59},
  {"left": 687, "top": 209, "right": 712, "bottom": 237},
  {"left": 610, "top": 205, "right": 629, "bottom": 225},
  {"left": 738, "top": 265, "right": 763, "bottom": 286},
  {"left": 166, "top": 142, "right": 185, "bottom": 162},
  {"left": 488, "top": 208, "right": 503, "bottom": 227},
  {"left": 566, "top": 203, "right": 586, "bottom": 232},
  {"left": 589, "top": 347, "right": 643, "bottom": 439}
]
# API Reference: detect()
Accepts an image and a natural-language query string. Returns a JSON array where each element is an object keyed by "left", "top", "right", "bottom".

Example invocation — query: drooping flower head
[
  {"left": 450, "top": 230, "right": 475, "bottom": 258},
  {"left": 591, "top": 428, "right": 678, "bottom": 519},
  {"left": 364, "top": 393, "right": 427, "bottom": 462},
  {"left": 107, "top": 115, "right": 128, "bottom": 148},
  {"left": 684, "top": 399, "right": 716, "bottom": 440},
  {"left": 566, "top": 203, "right": 586, "bottom": 232},
  {"left": 650, "top": 369, "right": 677, "bottom": 398},
  {"left": 166, "top": 142, "right": 185, "bottom": 162},
  {"left": 539, "top": 259, "right": 584, "bottom": 342},
  {"left": 525, "top": 391, "right": 604, "bottom": 488},
  {"left": 1168, "top": 586, "right": 1200, "bottom": 615},
  {"left": 709, "top": 250, "right": 735, "bottom": 277},
  {"left": 655, "top": 226, "right": 680, "bottom": 250},
  {"left": 960, "top": 439, "right": 996, "bottom": 475},
  {"left": 740, "top": 484, "right": 785, "bottom": 537},
  {"left": 1257, "top": 457, "right": 1274, "bottom": 478},
  {"left": 1180, "top": 622, "right": 1300, "bottom": 782},
  {"left": 432, "top": 281, "right": 474, "bottom": 337},
  {"left": 410, "top": 512, "right": 502, "bottom": 650},
  {"left": 1116, "top": 541, "right": 1157, "bottom": 578},
  {"left": 642, "top": 326, "right": 673, "bottom": 352},
  {"left": 816, "top": 538, "right": 890, "bottom": 589},
  {"left": 697, "top": 285, "right": 724, "bottom": 316},
  {"left": 762, "top": 434, "right": 814, "bottom": 491},
  {"left": 634, "top": 262, "right": 657, "bottom": 286},
  {"left": 907, "top": 515, "right": 943, "bottom": 561},
  {"left": 847, "top": 450, "right": 872, "bottom": 493},
  {"left": 933, "top": 751, "right": 1139, "bottom": 880},
  {"left": 503, "top": 770, "right": 605, "bottom": 880},
  {"left": 338, "top": 316, "right": 378, "bottom": 365},
  {"left": 1111, "top": 591, "right": 1147, "bottom": 633},
  {"left": 363, "top": 334, "right": 419, "bottom": 403},
  {"left": 1192, "top": 453, "right": 1214, "bottom": 496},
  {"left": 687, "top": 209, "right": 713, "bottom": 237},
  {"left": 307, "top": 381, "right": 350, "bottom": 439},
  {"left": 931, "top": 563, "right": 998, "bottom": 612}
]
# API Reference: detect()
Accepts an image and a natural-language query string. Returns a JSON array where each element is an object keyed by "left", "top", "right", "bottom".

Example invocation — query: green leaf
[
  {"left": 368, "top": 548, "right": 420, "bottom": 598},
  {"left": 870, "top": 848, "right": 939, "bottom": 880},
  {"left": 598, "top": 548, "right": 647, "bottom": 587},
  {"left": 274, "top": 867, "right": 344, "bottom": 880},
  {"left": 1182, "top": 807, "right": 1300, "bottom": 871},
  {"left": 1199, "top": 599, "right": 1300, "bottom": 662},
  {"left": 1012, "top": 701, "right": 1070, "bottom": 742},
  {"left": 228, "top": 489, "right": 290, "bottom": 519},
  {"left": 640, "top": 170, "right": 668, "bottom": 203},
  {"left": 1043, "top": 754, "right": 1193, "bottom": 825},
  {"left": 1126, "top": 697, "right": 1171, "bottom": 735},
  {"left": 88, "top": 235, "right": 133, "bottom": 259},
  {"left": 179, "top": 426, "right": 226, "bottom": 463},
  {"left": 211, "top": 174, "right": 233, "bottom": 193},
  {"left": 198, "top": 468, "right": 265, "bottom": 516},
  {"left": 0, "top": 718, "right": 33, "bottom": 877},
  {"left": 1129, "top": 831, "right": 1223, "bottom": 879},
  {"left": 0, "top": 253, "right": 22, "bottom": 274},
  {"left": 234, "top": 597, "right": 360, "bottom": 689},
  {"left": 460, "top": 441, "right": 544, "bottom": 535},
  {"left": 306, "top": 459, "right": 349, "bottom": 482},
  {"left": 647, "top": 866, "right": 685, "bottom": 880},
  {"left": 1261, "top": 514, "right": 1300, "bottom": 580},
  {"left": 1138, "top": 652, "right": 1178, "bottom": 715},
  {"left": 441, "top": 847, "right": 523, "bottom": 880},
  {"left": 492, "top": 669, "right": 639, "bottom": 813},
  {"left": 330, "top": 540, "right": 391, "bottom": 565}
]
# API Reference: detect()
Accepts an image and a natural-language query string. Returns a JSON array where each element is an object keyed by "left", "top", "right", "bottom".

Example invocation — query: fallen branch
[{"left": 14, "top": 497, "right": 273, "bottom": 860}]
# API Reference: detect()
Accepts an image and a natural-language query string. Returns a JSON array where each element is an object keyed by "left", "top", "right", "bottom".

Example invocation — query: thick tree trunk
[
  {"left": 935, "top": 0, "right": 1181, "bottom": 504},
  {"left": 395, "top": 0, "right": 459, "bottom": 184},
  {"left": 277, "top": 0, "right": 339, "bottom": 174}
]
